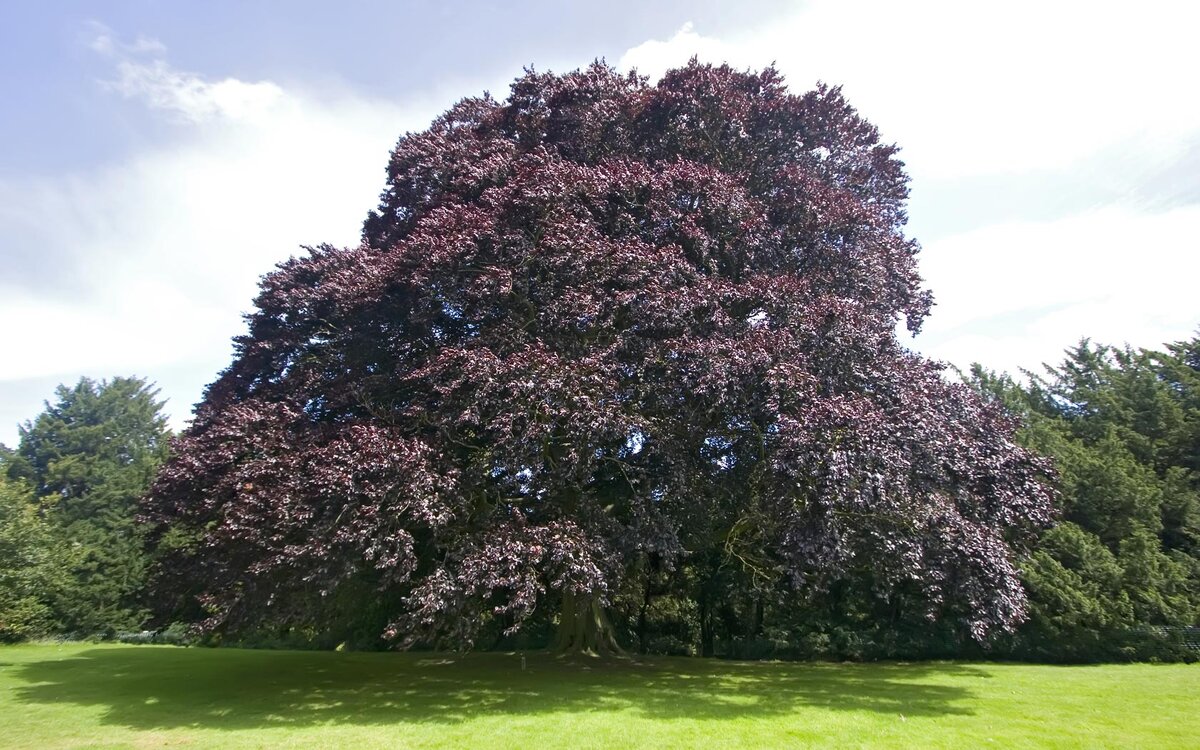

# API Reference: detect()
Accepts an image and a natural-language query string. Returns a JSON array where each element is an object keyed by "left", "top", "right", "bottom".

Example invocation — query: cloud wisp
[{"left": 0, "top": 32, "right": 432, "bottom": 442}]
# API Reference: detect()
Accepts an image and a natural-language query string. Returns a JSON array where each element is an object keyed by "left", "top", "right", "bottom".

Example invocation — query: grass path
[{"left": 1, "top": 643, "right": 1196, "bottom": 748}]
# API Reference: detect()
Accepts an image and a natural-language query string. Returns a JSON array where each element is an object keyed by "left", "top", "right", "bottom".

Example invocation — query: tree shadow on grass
[{"left": 11, "top": 646, "right": 985, "bottom": 731}]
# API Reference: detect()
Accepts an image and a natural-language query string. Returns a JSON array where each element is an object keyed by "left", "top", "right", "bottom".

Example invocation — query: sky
[{"left": 2, "top": 0, "right": 1197, "bottom": 446}]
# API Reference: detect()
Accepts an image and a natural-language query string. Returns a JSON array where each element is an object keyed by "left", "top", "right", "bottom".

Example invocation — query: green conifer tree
[{"left": 7, "top": 377, "right": 171, "bottom": 635}]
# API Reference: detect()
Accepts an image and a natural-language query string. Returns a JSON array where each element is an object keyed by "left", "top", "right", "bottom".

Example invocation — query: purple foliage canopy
[{"left": 145, "top": 62, "right": 1055, "bottom": 647}]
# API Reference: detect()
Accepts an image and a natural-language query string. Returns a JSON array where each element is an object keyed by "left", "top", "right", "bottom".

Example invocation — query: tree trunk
[
  {"left": 699, "top": 589, "right": 715, "bottom": 658},
  {"left": 637, "top": 572, "right": 652, "bottom": 653},
  {"left": 555, "top": 589, "right": 624, "bottom": 656}
]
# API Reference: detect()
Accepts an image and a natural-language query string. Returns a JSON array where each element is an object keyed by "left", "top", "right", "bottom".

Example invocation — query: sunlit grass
[{"left": 1, "top": 643, "right": 1196, "bottom": 748}]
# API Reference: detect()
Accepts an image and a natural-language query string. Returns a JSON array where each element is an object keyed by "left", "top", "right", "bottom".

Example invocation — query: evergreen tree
[
  {"left": 0, "top": 469, "right": 73, "bottom": 641},
  {"left": 8, "top": 377, "right": 171, "bottom": 634},
  {"left": 970, "top": 336, "right": 1200, "bottom": 661}
]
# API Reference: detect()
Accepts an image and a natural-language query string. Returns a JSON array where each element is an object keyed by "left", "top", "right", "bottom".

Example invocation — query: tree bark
[
  {"left": 637, "top": 572, "right": 652, "bottom": 653},
  {"left": 555, "top": 589, "right": 623, "bottom": 656},
  {"left": 699, "top": 589, "right": 715, "bottom": 658}
]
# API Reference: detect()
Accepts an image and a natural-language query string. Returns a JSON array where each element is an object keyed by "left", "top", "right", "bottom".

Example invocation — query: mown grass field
[{"left": 0, "top": 643, "right": 1196, "bottom": 749}]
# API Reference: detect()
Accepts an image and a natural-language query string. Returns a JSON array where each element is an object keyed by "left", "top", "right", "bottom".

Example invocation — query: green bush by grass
[{"left": 1, "top": 643, "right": 1196, "bottom": 749}]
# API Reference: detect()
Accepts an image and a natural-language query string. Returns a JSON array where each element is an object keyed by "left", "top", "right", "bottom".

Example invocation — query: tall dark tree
[
  {"left": 146, "top": 62, "right": 1055, "bottom": 653},
  {"left": 968, "top": 336, "right": 1200, "bottom": 661},
  {"left": 8, "top": 377, "right": 171, "bottom": 634}
]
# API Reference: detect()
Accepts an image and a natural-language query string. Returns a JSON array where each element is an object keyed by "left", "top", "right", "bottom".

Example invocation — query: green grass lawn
[{"left": 0, "top": 643, "right": 1196, "bottom": 749}]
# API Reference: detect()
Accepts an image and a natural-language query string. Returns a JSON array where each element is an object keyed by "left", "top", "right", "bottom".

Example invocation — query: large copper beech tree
[{"left": 145, "top": 62, "right": 1055, "bottom": 654}]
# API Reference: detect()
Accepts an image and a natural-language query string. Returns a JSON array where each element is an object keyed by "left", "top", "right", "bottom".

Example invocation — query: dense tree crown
[
  {"left": 145, "top": 62, "right": 1055, "bottom": 652},
  {"left": 969, "top": 338, "right": 1200, "bottom": 661},
  {"left": 4, "top": 377, "right": 171, "bottom": 636}
]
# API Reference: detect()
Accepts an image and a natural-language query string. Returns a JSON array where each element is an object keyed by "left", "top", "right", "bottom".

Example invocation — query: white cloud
[
  {"left": 87, "top": 22, "right": 167, "bottom": 57},
  {"left": 107, "top": 58, "right": 287, "bottom": 123},
  {"left": 619, "top": 21, "right": 730, "bottom": 79},
  {"left": 0, "top": 35, "right": 449, "bottom": 442},
  {"left": 914, "top": 204, "right": 1200, "bottom": 374},
  {"left": 618, "top": 1, "right": 1200, "bottom": 180},
  {"left": 88, "top": 25, "right": 288, "bottom": 124}
]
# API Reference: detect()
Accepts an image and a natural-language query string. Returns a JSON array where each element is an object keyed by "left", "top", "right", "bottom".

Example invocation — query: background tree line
[
  {"left": 2, "top": 335, "right": 1197, "bottom": 661},
  {"left": 970, "top": 337, "right": 1200, "bottom": 661}
]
